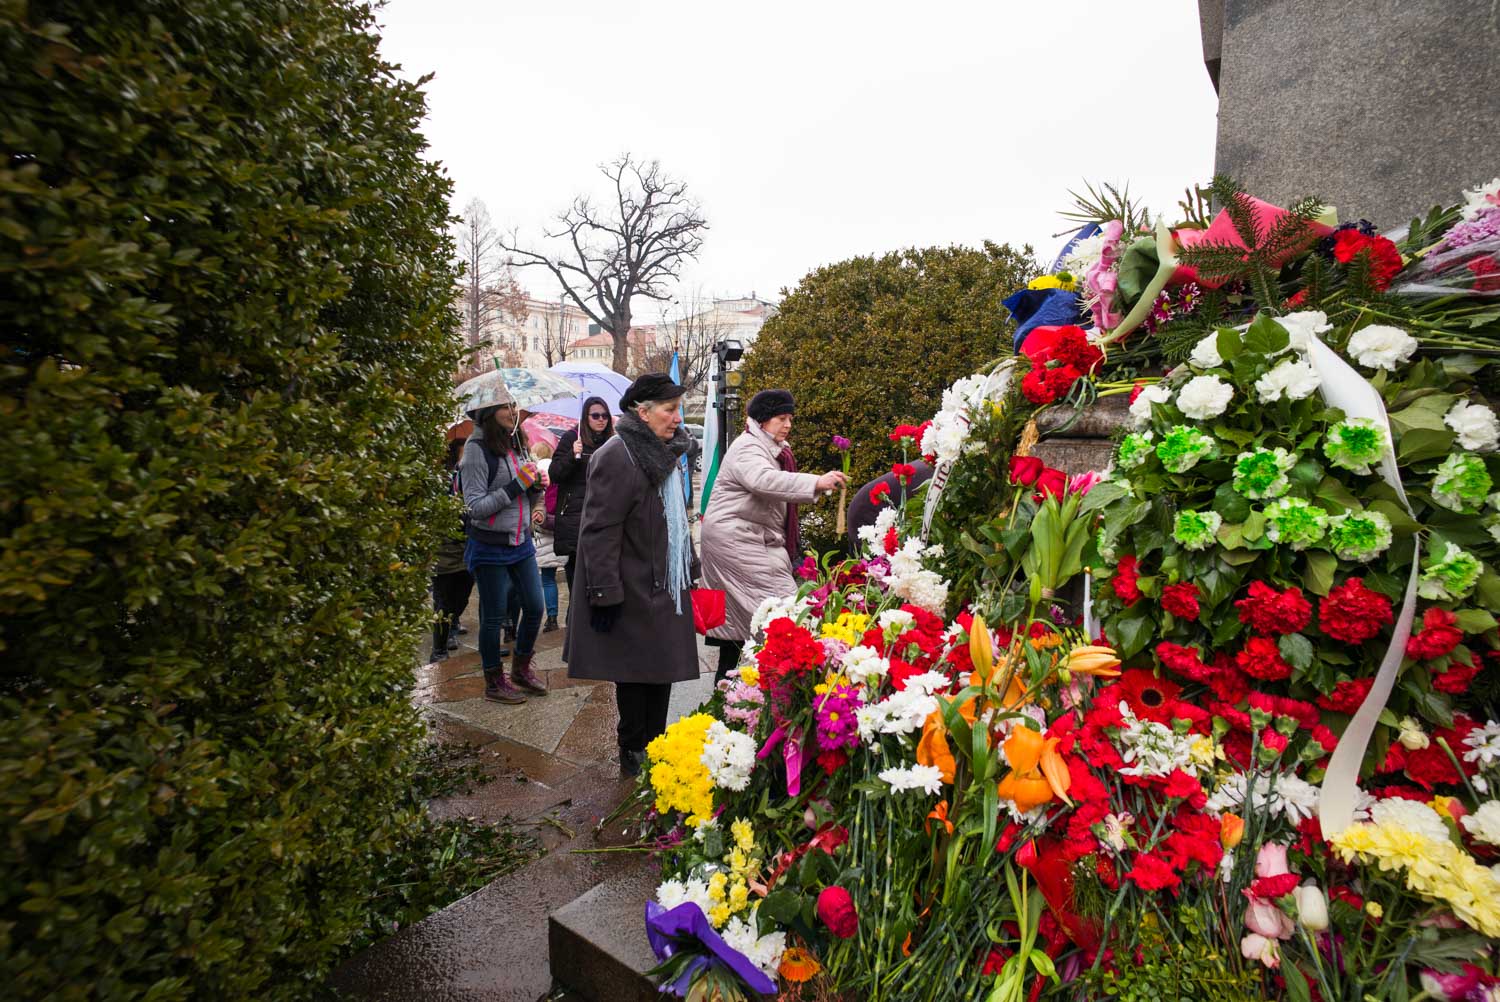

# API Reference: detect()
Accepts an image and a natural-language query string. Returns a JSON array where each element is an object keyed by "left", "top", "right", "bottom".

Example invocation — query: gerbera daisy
[{"left": 1114, "top": 668, "right": 1182, "bottom": 725}]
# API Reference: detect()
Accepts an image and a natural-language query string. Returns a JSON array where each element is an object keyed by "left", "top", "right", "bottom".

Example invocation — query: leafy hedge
[
  {"left": 1, "top": 2, "right": 464, "bottom": 997},
  {"left": 740, "top": 243, "right": 1037, "bottom": 551}
]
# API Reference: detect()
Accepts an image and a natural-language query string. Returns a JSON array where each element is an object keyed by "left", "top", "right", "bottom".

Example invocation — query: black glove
[{"left": 590, "top": 603, "right": 623, "bottom": 634}]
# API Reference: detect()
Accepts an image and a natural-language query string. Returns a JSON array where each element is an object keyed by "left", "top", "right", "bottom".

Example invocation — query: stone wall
[{"left": 1029, "top": 395, "right": 1129, "bottom": 474}]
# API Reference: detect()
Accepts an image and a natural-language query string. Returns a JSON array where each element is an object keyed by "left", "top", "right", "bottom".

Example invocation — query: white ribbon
[{"left": 1305, "top": 336, "right": 1420, "bottom": 837}]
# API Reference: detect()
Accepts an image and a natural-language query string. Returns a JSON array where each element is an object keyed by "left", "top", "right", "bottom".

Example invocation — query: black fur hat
[{"left": 747, "top": 388, "right": 795, "bottom": 423}]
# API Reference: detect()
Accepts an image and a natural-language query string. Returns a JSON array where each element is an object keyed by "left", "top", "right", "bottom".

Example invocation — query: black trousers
[
  {"left": 563, "top": 554, "right": 577, "bottom": 593},
  {"left": 615, "top": 681, "right": 672, "bottom": 754},
  {"left": 711, "top": 639, "right": 743, "bottom": 684},
  {"left": 431, "top": 569, "right": 474, "bottom": 651}
]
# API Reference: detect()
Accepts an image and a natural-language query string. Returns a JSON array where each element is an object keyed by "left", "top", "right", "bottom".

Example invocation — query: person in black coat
[
  {"left": 548, "top": 394, "right": 614, "bottom": 593},
  {"left": 845, "top": 459, "right": 934, "bottom": 553}
]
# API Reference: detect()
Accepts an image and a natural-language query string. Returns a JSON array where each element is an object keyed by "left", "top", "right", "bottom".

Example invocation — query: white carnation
[
  {"left": 885, "top": 538, "right": 948, "bottom": 613},
  {"left": 1176, "top": 374, "right": 1234, "bottom": 420},
  {"left": 839, "top": 645, "right": 889, "bottom": 685},
  {"left": 1129, "top": 384, "right": 1171, "bottom": 428},
  {"left": 878, "top": 763, "right": 945, "bottom": 795},
  {"left": 1370, "top": 797, "right": 1451, "bottom": 843},
  {"left": 1445, "top": 400, "right": 1500, "bottom": 452},
  {"left": 1347, "top": 324, "right": 1418, "bottom": 371},
  {"left": 1255, "top": 358, "right": 1321, "bottom": 403},
  {"left": 749, "top": 593, "right": 803, "bottom": 635},
  {"left": 1188, "top": 333, "right": 1223, "bottom": 368},
  {"left": 701, "top": 721, "right": 757, "bottom": 792},
  {"left": 856, "top": 507, "right": 899, "bottom": 558},
  {"left": 1461, "top": 801, "right": 1500, "bottom": 846},
  {"left": 1274, "top": 311, "right": 1332, "bottom": 352}
]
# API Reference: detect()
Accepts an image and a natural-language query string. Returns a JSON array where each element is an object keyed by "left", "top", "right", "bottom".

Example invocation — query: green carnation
[
  {"left": 1419, "top": 541, "right": 1483, "bottom": 601},
  {"left": 1232, "top": 447, "right": 1296, "bottom": 500},
  {"left": 1173, "top": 509, "right": 1222, "bottom": 551},
  {"left": 1263, "top": 497, "right": 1329, "bottom": 550},
  {"left": 1322, "top": 418, "right": 1388, "bottom": 475},
  {"left": 1326, "top": 510, "right": 1393, "bottom": 562},
  {"left": 1431, "top": 453, "right": 1493, "bottom": 513},
  {"left": 1155, "top": 426, "right": 1217, "bottom": 474},
  {"left": 1116, "top": 431, "right": 1155, "bottom": 470}
]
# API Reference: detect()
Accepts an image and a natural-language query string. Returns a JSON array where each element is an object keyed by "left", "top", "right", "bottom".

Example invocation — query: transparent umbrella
[{"left": 455, "top": 367, "right": 581, "bottom": 417}]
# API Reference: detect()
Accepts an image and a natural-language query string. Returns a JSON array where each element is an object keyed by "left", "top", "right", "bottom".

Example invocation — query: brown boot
[
  {"left": 483, "top": 666, "right": 526, "bottom": 704},
  {"left": 511, "top": 652, "right": 548, "bottom": 696}
]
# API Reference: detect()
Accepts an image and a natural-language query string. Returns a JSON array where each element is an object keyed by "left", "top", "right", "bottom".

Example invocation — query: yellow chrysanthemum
[
  {"left": 737, "top": 662, "right": 760, "bottom": 687},
  {"left": 820, "top": 612, "right": 870, "bottom": 646},
  {"left": 1333, "top": 821, "right": 1500, "bottom": 937},
  {"left": 730, "top": 818, "right": 755, "bottom": 853},
  {"left": 645, "top": 713, "right": 716, "bottom": 826}
]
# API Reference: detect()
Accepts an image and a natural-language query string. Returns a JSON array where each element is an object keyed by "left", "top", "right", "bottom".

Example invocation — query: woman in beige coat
[{"left": 701, "top": 389, "right": 847, "bottom": 680}]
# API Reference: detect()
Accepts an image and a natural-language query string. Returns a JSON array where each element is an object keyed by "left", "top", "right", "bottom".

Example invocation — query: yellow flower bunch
[
  {"left": 820, "top": 612, "right": 870, "bottom": 646},
  {"left": 704, "top": 817, "right": 763, "bottom": 927},
  {"left": 646, "top": 713, "right": 716, "bottom": 826},
  {"left": 737, "top": 661, "right": 760, "bottom": 687},
  {"left": 1332, "top": 822, "right": 1500, "bottom": 937},
  {"left": 813, "top": 671, "right": 850, "bottom": 696}
]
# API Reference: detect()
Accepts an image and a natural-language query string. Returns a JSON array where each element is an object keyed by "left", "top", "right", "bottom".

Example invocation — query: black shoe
[
  {"left": 543, "top": 616, "right": 559, "bottom": 633},
  {"left": 457, "top": 624, "right": 469, "bottom": 636},
  {"left": 498, "top": 642, "right": 512, "bottom": 657},
  {"left": 430, "top": 646, "right": 450, "bottom": 663},
  {"left": 446, "top": 632, "right": 460, "bottom": 651},
  {"left": 620, "top": 748, "right": 644, "bottom": 778}
]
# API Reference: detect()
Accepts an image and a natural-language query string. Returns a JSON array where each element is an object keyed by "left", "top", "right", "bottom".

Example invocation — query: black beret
[
  {"left": 747, "top": 388, "right": 795, "bottom": 423},
  {"left": 620, "top": 372, "right": 687, "bottom": 410}
]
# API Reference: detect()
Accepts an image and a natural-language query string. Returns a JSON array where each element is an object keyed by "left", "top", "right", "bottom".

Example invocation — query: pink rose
[
  {"left": 1242, "top": 892, "right": 1295, "bottom": 939},
  {"left": 1240, "top": 932, "right": 1281, "bottom": 969},
  {"left": 1255, "top": 842, "right": 1290, "bottom": 879}
]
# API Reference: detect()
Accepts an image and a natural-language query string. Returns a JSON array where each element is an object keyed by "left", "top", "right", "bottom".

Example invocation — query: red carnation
[
  {"left": 887, "top": 658, "right": 923, "bottom": 691},
  {"left": 816, "top": 885, "right": 859, "bottom": 938},
  {"left": 1157, "top": 641, "right": 1208, "bottom": 680},
  {"left": 1161, "top": 769, "right": 1203, "bottom": 802},
  {"left": 891, "top": 462, "right": 917, "bottom": 484},
  {"left": 1009, "top": 455, "right": 1044, "bottom": 486},
  {"left": 1309, "top": 725, "right": 1340, "bottom": 753},
  {"left": 1319, "top": 578, "right": 1393, "bottom": 644},
  {"left": 882, "top": 525, "right": 899, "bottom": 556},
  {"left": 1125, "top": 851, "right": 1181, "bottom": 892},
  {"left": 869, "top": 482, "right": 891, "bottom": 505},
  {"left": 1261, "top": 730, "right": 1289, "bottom": 755},
  {"left": 1406, "top": 607, "right": 1463, "bottom": 660},
  {"left": 1021, "top": 366, "right": 1059, "bottom": 404},
  {"left": 816, "top": 748, "right": 848, "bottom": 774},
  {"left": 889, "top": 423, "right": 923, "bottom": 443},
  {"left": 1021, "top": 325, "right": 1104, "bottom": 375},
  {"left": 1405, "top": 717, "right": 1480, "bottom": 789},
  {"left": 1332, "top": 230, "right": 1404, "bottom": 291},
  {"left": 1128, "top": 381, "right": 1145, "bottom": 404},
  {"left": 1434, "top": 654, "right": 1483, "bottom": 694},
  {"left": 1161, "top": 582, "right": 1201, "bottom": 620},
  {"left": 1235, "top": 581, "right": 1312, "bottom": 635},
  {"left": 1250, "top": 873, "right": 1301, "bottom": 898},
  {"left": 1113, "top": 555, "right": 1143, "bottom": 606},
  {"left": 1316, "top": 676, "right": 1375, "bottom": 713},
  {"left": 1237, "top": 636, "right": 1292, "bottom": 680}
]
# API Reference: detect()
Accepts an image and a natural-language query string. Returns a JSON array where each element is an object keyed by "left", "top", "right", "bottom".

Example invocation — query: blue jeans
[
  {"left": 473, "top": 557, "right": 544, "bottom": 669},
  {"left": 539, "top": 566, "right": 559, "bottom": 618}
]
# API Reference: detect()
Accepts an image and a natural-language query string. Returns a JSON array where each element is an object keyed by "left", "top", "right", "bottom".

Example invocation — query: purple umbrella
[{"left": 531, "top": 361, "right": 631, "bottom": 419}]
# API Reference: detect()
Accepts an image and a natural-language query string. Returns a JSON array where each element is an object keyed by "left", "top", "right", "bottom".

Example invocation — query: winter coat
[
  {"left": 701, "top": 419, "right": 820, "bottom": 642},
  {"left": 550, "top": 427, "right": 604, "bottom": 556},
  {"left": 533, "top": 460, "right": 566, "bottom": 570},
  {"left": 564, "top": 415, "right": 700, "bottom": 685},
  {"left": 460, "top": 423, "right": 539, "bottom": 546}
]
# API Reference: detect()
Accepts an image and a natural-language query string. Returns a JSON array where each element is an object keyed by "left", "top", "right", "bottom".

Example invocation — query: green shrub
[
  {"left": 740, "top": 243, "right": 1037, "bottom": 552},
  {"left": 1, "top": 2, "right": 464, "bottom": 997}
]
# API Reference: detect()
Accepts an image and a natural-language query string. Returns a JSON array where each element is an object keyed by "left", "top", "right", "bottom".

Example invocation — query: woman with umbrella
[
  {"left": 459, "top": 378, "right": 550, "bottom": 704},
  {"left": 548, "top": 395, "right": 615, "bottom": 592}
]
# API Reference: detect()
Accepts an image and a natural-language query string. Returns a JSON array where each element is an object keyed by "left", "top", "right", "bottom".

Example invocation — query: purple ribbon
[{"left": 644, "top": 901, "right": 777, "bottom": 996}]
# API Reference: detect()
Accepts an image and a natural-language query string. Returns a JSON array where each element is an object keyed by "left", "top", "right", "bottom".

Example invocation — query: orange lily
[
  {"left": 916, "top": 711, "right": 957, "bottom": 783},
  {"left": 1066, "top": 643, "right": 1122, "bottom": 678},
  {"left": 968, "top": 614, "right": 995, "bottom": 687},
  {"left": 925, "top": 799, "right": 954, "bottom": 836},
  {"left": 997, "top": 725, "right": 1072, "bottom": 812}
]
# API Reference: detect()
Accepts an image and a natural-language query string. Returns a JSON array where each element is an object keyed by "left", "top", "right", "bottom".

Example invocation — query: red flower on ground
[
  {"left": 1114, "top": 669, "right": 1182, "bottom": 724},
  {"left": 869, "top": 482, "right": 891, "bottom": 505},
  {"left": 1113, "top": 555, "right": 1143, "bottom": 606},
  {"left": 1316, "top": 676, "right": 1375, "bottom": 713},
  {"left": 1319, "top": 578, "right": 1393, "bottom": 644},
  {"left": 1235, "top": 581, "right": 1312, "bottom": 635},
  {"left": 1406, "top": 607, "right": 1463, "bottom": 660},
  {"left": 1237, "top": 636, "right": 1292, "bottom": 680},
  {"left": 1161, "top": 582, "right": 1201, "bottom": 620},
  {"left": 1332, "top": 230, "right": 1404, "bottom": 291}
]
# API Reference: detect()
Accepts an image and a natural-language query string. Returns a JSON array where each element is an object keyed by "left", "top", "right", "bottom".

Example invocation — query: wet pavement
[{"left": 332, "top": 584, "right": 718, "bottom": 1002}]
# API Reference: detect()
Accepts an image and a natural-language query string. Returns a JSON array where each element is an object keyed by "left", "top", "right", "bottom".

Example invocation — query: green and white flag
[{"left": 699, "top": 351, "right": 723, "bottom": 514}]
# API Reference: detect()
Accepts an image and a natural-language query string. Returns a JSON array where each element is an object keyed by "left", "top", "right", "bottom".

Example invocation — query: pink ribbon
[{"left": 756, "top": 724, "right": 809, "bottom": 796}]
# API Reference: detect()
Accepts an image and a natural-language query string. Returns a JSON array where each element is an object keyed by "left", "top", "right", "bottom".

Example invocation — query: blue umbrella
[{"left": 532, "top": 361, "right": 631, "bottom": 419}]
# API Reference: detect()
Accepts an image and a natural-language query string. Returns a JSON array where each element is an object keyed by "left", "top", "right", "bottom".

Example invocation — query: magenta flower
[
  {"left": 814, "top": 683, "right": 863, "bottom": 752},
  {"left": 832, "top": 435, "right": 852, "bottom": 451}
]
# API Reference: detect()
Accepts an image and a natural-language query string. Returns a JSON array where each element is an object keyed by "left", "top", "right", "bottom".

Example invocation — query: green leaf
[
  {"left": 1455, "top": 609, "right": 1498, "bottom": 634},
  {"left": 1302, "top": 550, "right": 1337, "bottom": 596},
  {"left": 1215, "top": 327, "right": 1243, "bottom": 361},
  {"left": 1109, "top": 606, "right": 1157, "bottom": 660},
  {"left": 1243, "top": 312, "right": 1290, "bottom": 356},
  {"left": 1396, "top": 426, "right": 1457, "bottom": 463},
  {"left": 1279, "top": 633, "right": 1313, "bottom": 670}
]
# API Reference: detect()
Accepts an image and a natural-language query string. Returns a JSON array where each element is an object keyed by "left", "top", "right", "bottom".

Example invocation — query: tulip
[
  {"left": 1255, "top": 842, "right": 1290, "bottom": 879},
  {"left": 1240, "top": 932, "right": 1281, "bottom": 969},
  {"left": 1292, "top": 883, "right": 1329, "bottom": 932},
  {"left": 1220, "top": 813, "right": 1245, "bottom": 850},
  {"left": 1066, "top": 644, "right": 1122, "bottom": 678}
]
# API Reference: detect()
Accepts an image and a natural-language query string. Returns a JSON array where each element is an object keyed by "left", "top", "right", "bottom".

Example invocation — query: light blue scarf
[{"left": 660, "top": 465, "right": 691, "bottom": 614}]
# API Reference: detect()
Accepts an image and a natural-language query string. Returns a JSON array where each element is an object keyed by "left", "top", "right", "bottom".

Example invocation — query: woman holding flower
[{"left": 702, "top": 389, "right": 847, "bottom": 681}]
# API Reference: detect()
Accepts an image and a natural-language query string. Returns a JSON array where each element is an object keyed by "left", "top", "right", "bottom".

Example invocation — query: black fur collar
[{"left": 615, "top": 412, "right": 691, "bottom": 487}]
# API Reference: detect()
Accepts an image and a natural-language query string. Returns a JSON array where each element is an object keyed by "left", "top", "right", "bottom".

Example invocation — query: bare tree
[
  {"left": 655, "top": 290, "right": 726, "bottom": 395},
  {"left": 538, "top": 309, "right": 571, "bottom": 367},
  {"left": 454, "top": 198, "right": 529, "bottom": 378},
  {"left": 501, "top": 155, "right": 708, "bottom": 374}
]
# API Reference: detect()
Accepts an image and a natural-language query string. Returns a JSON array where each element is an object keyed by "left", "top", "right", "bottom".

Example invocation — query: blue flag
[{"left": 669, "top": 352, "right": 691, "bottom": 505}]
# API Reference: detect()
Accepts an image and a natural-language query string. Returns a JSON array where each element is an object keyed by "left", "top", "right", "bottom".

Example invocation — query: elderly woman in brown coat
[
  {"left": 701, "top": 389, "right": 847, "bottom": 680},
  {"left": 564, "top": 373, "right": 700, "bottom": 777}
]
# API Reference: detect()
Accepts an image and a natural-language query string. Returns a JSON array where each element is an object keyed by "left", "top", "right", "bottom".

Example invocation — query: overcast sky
[{"left": 374, "top": 0, "right": 1221, "bottom": 316}]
